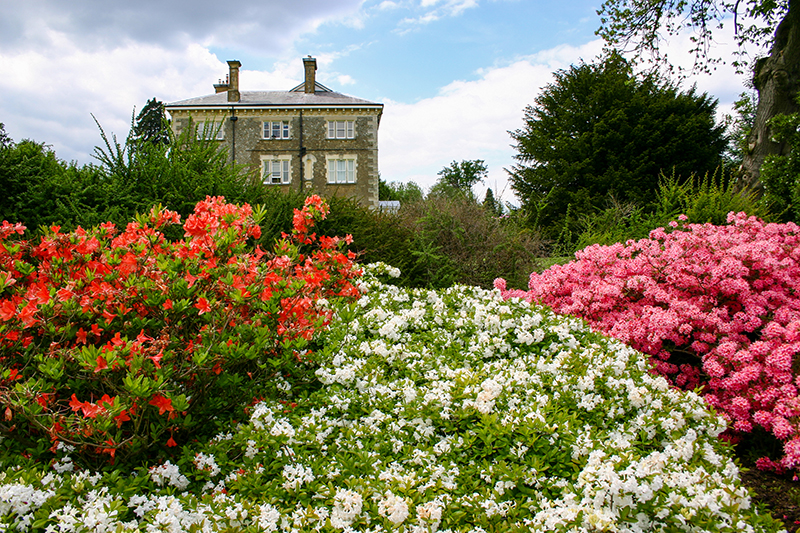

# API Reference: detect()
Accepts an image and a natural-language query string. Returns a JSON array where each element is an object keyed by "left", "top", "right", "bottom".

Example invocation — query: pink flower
[{"left": 497, "top": 213, "right": 800, "bottom": 469}]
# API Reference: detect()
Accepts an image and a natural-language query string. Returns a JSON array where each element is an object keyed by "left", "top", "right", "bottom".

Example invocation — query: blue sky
[{"left": 0, "top": 0, "right": 747, "bottom": 204}]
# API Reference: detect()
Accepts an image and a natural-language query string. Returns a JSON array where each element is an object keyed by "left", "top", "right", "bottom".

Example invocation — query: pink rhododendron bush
[{"left": 495, "top": 212, "right": 800, "bottom": 471}]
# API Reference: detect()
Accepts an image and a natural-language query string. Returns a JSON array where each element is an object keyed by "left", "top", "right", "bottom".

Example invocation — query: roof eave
[{"left": 165, "top": 103, "right": 384, "bottom": 111}]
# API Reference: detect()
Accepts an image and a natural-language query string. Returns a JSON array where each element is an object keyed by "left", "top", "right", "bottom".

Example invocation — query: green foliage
[
  {"left": 0, "top": 139, "right": 108, "bottom": 232},
  {"left": 130, "top": 98, "right": 170, "bottom": 147},
  {"left": 509, "top": 52, "right": 727, "bottom": 239},
  {"left": 378, "top": 179, "right": 424, "bottom": 204},
  {"left": 760, "top": 98, "right": 800, "bottom": 222},
  {"left": 724, "top": 92, "right": 758, "bottom": 168},
  {"left": 483, "top": 187, "right": 503, "bottom": 216},
  {"left": 436, "top": 159, "right": 488, "bottom": 191},
  {"left": 0, "top": 109, "right": 254, "bottom": 236},
  {"left": 554, "top": 169, "right": 773, "bottom": 255},
  {"left": 0, "top": 123, "right": 10, "bottom": 149},
  {"left": 92, "top": 115, "right": 251, "bottom": 228},
  {"left": 397, "top": 196, "right": 545, "bottom": 289}
]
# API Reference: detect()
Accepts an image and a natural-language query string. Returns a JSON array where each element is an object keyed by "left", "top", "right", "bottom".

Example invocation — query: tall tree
[
  {"left": 437, "top": 160, "right": 488, "bottom": 191},
  {"left": 508, "top": 52, "right": 726, "bottom": 234},
  {"left": 597, "top": 0, "right": 800, "bottom": 190},
  {"left": 483, "top": 188, "right": 503, "bottom": 216},
  {"left": 131, "top": 98, "right": 170, "bottom": 146},
  {"left": 0, "top": 123, "right": 11, "bottom": 149}
]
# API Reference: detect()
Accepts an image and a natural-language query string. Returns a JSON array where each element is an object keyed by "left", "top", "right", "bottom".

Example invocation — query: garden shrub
[
  {"left": 552, "top": 170, "right": 772, "bottom": 256},
  {"left": 0, "top": 195, "right": 361, "bottom": 470},
  {"left": 0, "top": 264, "right": 783, "bottom": 532},
  {"left": 496, "top": 212, "right": 800, "bottom": 471},
  {"left": 397, "top": 196, "right": 546, "bottom": 289}
]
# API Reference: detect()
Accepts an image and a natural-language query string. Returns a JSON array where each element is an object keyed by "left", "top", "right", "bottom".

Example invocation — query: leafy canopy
[
  {"left": 508, "top": 52, "right": 727, "bottom": 234},
  {"left": 596, "top": 0, "right": 788, "bottom": 73},
  {"left": 436, "top": 159, "right": 488, "bottom": 190}
]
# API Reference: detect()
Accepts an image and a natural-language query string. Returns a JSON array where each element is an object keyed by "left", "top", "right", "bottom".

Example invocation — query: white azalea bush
[{"left": 0, "top": 263, "right": 784, "bottom": 532}]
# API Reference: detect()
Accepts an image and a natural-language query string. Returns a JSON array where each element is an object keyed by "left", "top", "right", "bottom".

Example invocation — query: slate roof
[{"left": 167, "top": 85, "right": 381, "bottom": 109}]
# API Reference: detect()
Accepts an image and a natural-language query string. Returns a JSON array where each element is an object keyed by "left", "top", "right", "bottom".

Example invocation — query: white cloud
[
  {"left": 397, "top": 0, "right": 479, "bottom": 30},
  {"left": 377, "top": 0, "right": 401, "bottom": 9},
  {"left": 378, "top": 23, "right": 748, "bottom": 205},
  {"left": 378, "top": 40, "right": 606, "bottom": 204},
  {"left": 0, "top": 33, "right": 224, "bottom": 163},
  {"left": 0, "top": 0, "right": 364, "bottom": 55}
]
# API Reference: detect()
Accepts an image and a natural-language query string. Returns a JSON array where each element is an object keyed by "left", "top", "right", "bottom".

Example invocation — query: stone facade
[{"left": 165, "top": 59, "right": 383, "bottom": 209}]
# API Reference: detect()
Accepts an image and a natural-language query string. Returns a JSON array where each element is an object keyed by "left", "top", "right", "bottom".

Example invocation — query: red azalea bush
[
  {"left": 0, "top": 195, "right": 361, "bottom": 469},
  {"left": 495, "top": 212, "right": 800, "bottom": 471}
]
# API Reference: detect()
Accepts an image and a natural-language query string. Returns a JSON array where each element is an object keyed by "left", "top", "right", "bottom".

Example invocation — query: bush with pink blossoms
[{"left": 495, "top": 212, "right": 800, "bottom": 471}]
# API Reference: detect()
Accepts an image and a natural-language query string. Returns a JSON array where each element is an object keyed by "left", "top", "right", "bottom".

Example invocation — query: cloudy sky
[{"left": 0, "top": 0, "right": 751, "bottom": 203}]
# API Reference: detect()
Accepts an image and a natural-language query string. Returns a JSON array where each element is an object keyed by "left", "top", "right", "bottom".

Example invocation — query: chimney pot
[{"left": 303, "top": 56, "right": 317, "bottom": 94}]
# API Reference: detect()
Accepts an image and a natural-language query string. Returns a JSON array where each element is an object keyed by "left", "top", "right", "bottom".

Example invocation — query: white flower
[
  {"left": 193, "top": 453, "right": 220, "bottom": 477},
  {"left": 330, "top": 489, "right": 363, "bottom": 528},
  {"left": 377, "top": 491, "right": 409, "bottom": 525},
  {"left": 149, "top": 461, "right": 189, "bottom": 490},
  {"left": 282, "top": 464, "right": 315, "bottom": 491}
]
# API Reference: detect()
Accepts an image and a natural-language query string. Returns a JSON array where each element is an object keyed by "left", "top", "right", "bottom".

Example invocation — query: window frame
[
  {"left": 195, "top": 120, "right": 225, "bottom": 140},
  {"left": 260, "top": 155, "right": 293, "bottom": 185},
  {"left": 326, "top": 154, "right": 357, "bottom": 184},
  {"left": 262, "top": 120, "right": 291, "bottom": 140},
  {"left": 326, "top": 120, "right": 355, "bottom": 139}
]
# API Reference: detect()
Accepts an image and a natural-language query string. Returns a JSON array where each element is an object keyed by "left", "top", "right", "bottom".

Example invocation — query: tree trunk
[{"left": 741, "top": 0, "right": 800, "bottom": 191}]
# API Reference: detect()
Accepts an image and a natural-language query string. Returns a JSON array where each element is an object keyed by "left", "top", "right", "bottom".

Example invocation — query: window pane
[
  {"left": 336, "top": 121, "right": 346, "bottom": 138},
  {"left": 263, "top": 122, "right": 269, "bottom": 138},
  {"left": 328, "top": 122, "right": 335, "bottom": 139},
  {"left": 346, "top": 121, "right": 354, "bottom": 139},
  {"left": 282, "top": 122, "right": 289, "bottom": 139}
]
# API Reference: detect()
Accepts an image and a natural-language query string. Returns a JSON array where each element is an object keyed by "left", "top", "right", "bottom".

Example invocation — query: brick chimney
[
  {"left": 227, "top": 60, "right": 241, "bottom": 102},
  {"left": 303, "top": 56, "right": 317, "bottom": 94}
]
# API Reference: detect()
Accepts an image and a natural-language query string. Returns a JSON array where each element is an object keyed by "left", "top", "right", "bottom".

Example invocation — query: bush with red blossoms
[
  {"left": 495, "top": 212, "right": 800, "bottom": 471},
  {"left": 0, "top": 195, "right": 361, "bottom": 469}
]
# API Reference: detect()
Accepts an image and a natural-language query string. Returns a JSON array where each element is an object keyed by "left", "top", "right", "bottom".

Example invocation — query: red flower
[
  {"left": 195, "top": 297, "right": 211, "bottom": 315},
  {"left": 94, "top": 355, "right": 108, "bottom": 373},
  {"left": 149, "top": 395, "right": 174, "bottom": 415},
  {"left": 114, "top": 410, "right": 131, "bottom": 428},
  {"left": 0, "top": 299, "right": 16, "bottom": 321}
]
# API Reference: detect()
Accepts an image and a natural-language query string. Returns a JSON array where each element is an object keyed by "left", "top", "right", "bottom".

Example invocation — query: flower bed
[
  {"left": 0, "top": 264, "right": 783, "bottom": 532},
  {"left": 495, "top": 213, "right": 800, "bottom": 472},
  {"left": 0, "top": 195, "right": 360, "bottom": 469}
]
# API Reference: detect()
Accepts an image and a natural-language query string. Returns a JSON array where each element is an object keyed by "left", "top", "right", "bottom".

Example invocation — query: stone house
[{"left": 165, "top": 58, "right": 384, "bottom": 208}]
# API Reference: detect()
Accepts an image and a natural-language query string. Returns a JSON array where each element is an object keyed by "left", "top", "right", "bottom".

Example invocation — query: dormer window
[
  {"left": 327, "top": 120, "right": 354, "bottom": 139},
  {"left": 263, "top": 121, "right": 290, "bottom": 139}
]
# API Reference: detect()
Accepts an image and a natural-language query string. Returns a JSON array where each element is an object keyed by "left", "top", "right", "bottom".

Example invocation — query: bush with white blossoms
[{"left": 0, "top": 263, "right": 785, "bottom": 532}]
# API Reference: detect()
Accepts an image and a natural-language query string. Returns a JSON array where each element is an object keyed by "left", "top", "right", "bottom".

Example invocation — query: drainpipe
[
  {"left": 229, "top": 107, "right": 237, "bottom": 166},
  {"left": 299, "top": 109, "right": 305, "bottom": 193}
]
